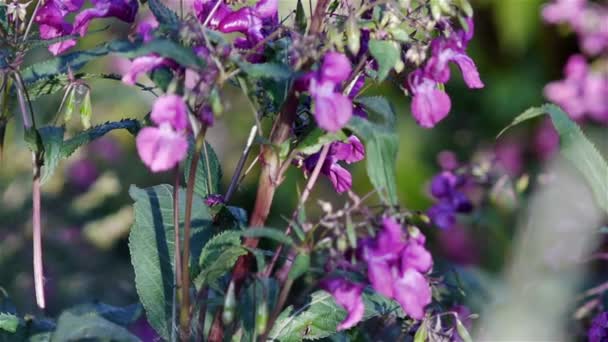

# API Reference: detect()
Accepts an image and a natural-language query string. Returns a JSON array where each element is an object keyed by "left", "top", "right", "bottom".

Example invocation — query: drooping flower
[
  {"left": 407, "top": 18, "right": 483, "bottom": 128},
  {"left": 588, "top": 312, "right": 608, "bottom": 342},
  {"left": 121, "top": 56, "right": 168, "bottom": 85},
  {"left": 136, "top": 95, "right": 189, "bottom": 172},
  {"left": 360, "top": 217, "right": 433, "bottom": 320},
  {"left": 35, "top": 0, "right": 83, "bottom": 55},
  {"left": 427, "top": 171, "right": 472, "bottom": 229},
  {"left": 544, "top": 54, "right": 608, "bottom": 123},
  {"left": 321, "top": 278, "right": 365, "bottom": 331},
  {"left": 73, "top": 0, "right": 139, "bottom": 37},
  {"left": 302, "top": 136, "right": 365, "bottom": 193}
]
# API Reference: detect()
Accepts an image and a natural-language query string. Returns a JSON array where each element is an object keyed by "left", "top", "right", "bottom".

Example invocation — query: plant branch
[
  {"left": 225, "top": 125, "right": 258, "bottom": 202},
  {"left": 172, "top": 166, "right": 183, "bottom": 342}
]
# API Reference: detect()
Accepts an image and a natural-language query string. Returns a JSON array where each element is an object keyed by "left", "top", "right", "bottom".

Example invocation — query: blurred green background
[{"left": 0, "top": 0, "right": 592, "bottom": 318}]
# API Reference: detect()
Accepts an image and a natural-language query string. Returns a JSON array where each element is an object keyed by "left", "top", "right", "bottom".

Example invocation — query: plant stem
[
  {"left": 225, "top": 125, "right": 258, "bottom": 202},
  {"left": 180, "top": 128, "right": 207, "bottom": 340},
  {"left": 172, "top": 166, "right": 182, "bottom": 342},
  {"left": 32, "top": 165, "right": 44, "bottom": 310}
]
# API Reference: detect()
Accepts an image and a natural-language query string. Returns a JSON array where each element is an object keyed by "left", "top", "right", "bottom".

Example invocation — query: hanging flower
[
  {"left": 427, "top": 171, "right": 473, "bottom": 229},
  {"left": 321, "top": 278, "right": 365, "bottom": 331}
]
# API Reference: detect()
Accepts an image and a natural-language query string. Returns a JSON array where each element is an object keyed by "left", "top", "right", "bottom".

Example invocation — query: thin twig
[
  {"left": 225, "top": 125, "right": 258, "bottom": 202},
  {"left": 171, "top": 167, "right": 183, "bottom": 342}
]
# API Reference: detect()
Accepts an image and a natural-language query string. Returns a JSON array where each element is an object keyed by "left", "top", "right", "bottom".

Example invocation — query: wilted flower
[
  {"left": 427, "top": 171, "right": 472, "bottom": 229},
  {"left": 136, "top": 95, "right": 189, "bottom": 172},
  {"left": 302, "top": 136, "right": 365, "bottom": 193}
]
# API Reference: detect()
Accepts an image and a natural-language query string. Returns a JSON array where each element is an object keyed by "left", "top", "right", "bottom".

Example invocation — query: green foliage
[
  {"left": 347, "top": 116, "right": 399, "bottom": 205},
  {"left": 65, "top": 303, "right": 142, "bottom": 327},
  {"left": 240, "top": 278, "right": 279, "bottom": 340},
  {"left": 240, "top": 227, "right": 295, "bottom": 246},
  {"left": 354, "top": 96, "right": 396, "bottom": 125},
  {"left": 295, "top": 0, "right": 307, "bottom": 33},
  {"left": 237, "top": 62, "right": 294, "bottom": 81},
  {"left": 128, "top": 185, "right": 214, "bottom": 339},
  {"left": 296, "top": 128, "right": 347, "bottom": 155},
  {"left": 194, "top": 231, "right": 247, "bottom": 289},
  {"left": 0, "top": 313, "right": 18, "bottom": 333},
  {"left": 368, "top": 40, "right": 401, "bottom": 82},
  {"left": 287, "top": 252, "right": 310, "bottom": 281},
  {"left": 37, "top": 126, "right": 64, "bottom": 184},
  {"left": 52, "top": 311, "right": 139, "bottom": 342},
  {"left": 268, "top": 290, "right": 400, "bottom": 341},
  {"left": 148, "top": 0, "right": 179, "bottom": 28},
  {"left": 499, "top": 104, "right": 608, "bottom": 214},
  {"left": 184, "top": 141, "right": 223, "bottom": 199}
]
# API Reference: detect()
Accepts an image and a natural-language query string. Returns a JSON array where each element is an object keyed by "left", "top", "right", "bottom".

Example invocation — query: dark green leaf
[
  {"left": 148, "top": 0, "right": 179, "bottom": 27},
  {"left": 52, "top": 311, "right": 139, "bottom": 342},
  {"left": 237, "top": 62, "right": 293, "bottom": 81},
  {"left": 295, "top": 0, "right": 307, "bottom": 33},
  {"left": 0, "top": 313, "right": 18, "bottom": 333},
  {"left": 240, "top": 228, "right": 294, "bottom": 246},
  {"left": 194, "top": 231, "right": 247, "bottom": 289},
  {"left": 287, "top": 253, "right": 310, "bottom": 281},
  {"left": 38, "top": 126, "right": 64, "bottom": 185},
  {"left": 66, "top": 303, "right": 142, "bottom": 327},
  {"left": 499, "top": 104, "right": 608, "bottom": 213},
  {"left": 184, "top": 141, "right": 223, "bottom": 199},
  {"left": 61, "top": 119, "right": 140, "bottom": 157},
  {"left": 368, "top": 40, "right": 400, "bottom": 82},
  {"left": 128, "top": 185, "right": 213, "bottom": 339},
  {"left": 240, "top": 278, "right": 279, "bottom": 340},
  {"left": 347, "top": 116, "right": 399, "bottom": 205},
  {"left": 269, "top": 290, "right": 399, "bottom": 341},
  {"left": 354, "top": 96, "right": 396, "bottom": 126}
]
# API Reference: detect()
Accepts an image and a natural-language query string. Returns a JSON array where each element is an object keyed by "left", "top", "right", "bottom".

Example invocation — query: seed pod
[
  {"left": 346, "top": 16, "right": 360, "bottom": 55},
  {"left": 222, "top": 281, "right": 236, "bottom": 325},
  {"left": 255, "top": 300, "right": 268, "bottom": 333}
]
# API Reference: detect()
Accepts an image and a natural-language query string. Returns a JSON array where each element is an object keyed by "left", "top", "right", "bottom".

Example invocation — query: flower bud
[{"left": 255, "top": 301, "right": 268, "bottom": 333}]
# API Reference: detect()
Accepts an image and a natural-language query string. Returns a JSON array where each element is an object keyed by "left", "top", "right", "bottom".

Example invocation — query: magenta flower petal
[
  {"left": 327, "top": 163, "right": 352, "bottom": 193},
  {"left": 411, "top": 84, "right": 451, "bottom": 128},
  {"left": 73, "top": 0, "right": 138, "bottom": 37},
  {"left": 541, "top": 0, "right": 585, "bottom": 24},
  {"left": 136, "top": 125, "right": 188, "bottom": 172},
  {"left": 401, "top": 243, "right": 433, "bottom": 273},
  {"left": 451, "top": 54, "right": 484, "bottom": 88},
  {"left": 331, "top": 136, "right": 365, "bottom": 164},
  {"left": 151, "top": 95, "right": 189, "bottom": 131},
  {"left": 254, "top": 0, "right": 278, "bottom": 19},
  {"left": 121, "top": 56, "right": 167, "bottom": 85},
  {"left": 48, "top": 40, "right": 78, "bottom": 55},
  {"left": 322, "top": 278, "right": 365, "bottom": 331},
  {"left": 366, "top": 259, "right": 395, "bottom": 298},
  {"left": 393, "top": 268, "right": 432, "bottom": 320},
  {"left": 320, "top": 52, "right": 352, "bottom": 84},
  {"left": 314, "top": 93, "right": 353, "bottom": 132}
]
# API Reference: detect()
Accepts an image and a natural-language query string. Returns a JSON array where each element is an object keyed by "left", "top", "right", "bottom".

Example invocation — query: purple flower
[
  {"left": 73, "top": 0, "right": 138, "bottom": 37},
  {"left": 303, "top": 136, "right": 364, "bottom": 193},
  {"left": 204, "top": 194, "right": 225, "bottom": 206},
  {"left": 121, "top": 56, "right": 168, "bottom": 85},
  {"left": 427, "top": 171, "right": 472, "bottom": 229},
  {"left": 533, "top": 118, "right": 559, "bottom": 161},
  {"left": 542, "top": 0, "right": 585, "bottom": 25},
  {"left": 407, "top": 18, "right": 483, "bottom": 128},
  {"left": 321, "top": 278, "right": 365, "bottom": 331},
  {"left": 360, "top": 217, "right": 433, "bottom": 320},
  {"left": 35, "top": 0, "right": 82, "bottom": 55},
  {"left": 589, "top": 312, "right": 608, "bottom": 342},
  {"left": 136, "top": 15, "right": 159, "bottom": 43},
  {"left": 136, "top": 95, "right": 189, "bottom": 172},
  {"left": 66, "top": 158, "right": 99, "bottom": 190},
  {"left": 306, "top": 52, "right": 354, "bottom": 132},
  {"left": 544, "top": 54, "right": 608, "bottom": 123},
  {"left": 194, "top": 0, "right": 233, "bottom": 29}
]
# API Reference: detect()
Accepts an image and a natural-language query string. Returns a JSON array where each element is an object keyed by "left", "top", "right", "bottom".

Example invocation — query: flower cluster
[
  {"left": 135, "top": 95, "right": 189, "bottom": 172},
  {"left": 588, "top": 311, "right": 608, "bottom": 342},
  {"left": 35, "top": 0, "right": 138, "bottom": 55},
  {"left": 302, "top": 135, "right": 365, "bottom": 193},
  {"left": 323, "top": 217, "right": 433, "bottom": 330},
  {"left": 427, "top": 171, "right": 473, "bottom": 229},
  {"left": 406, "top": 18, "right": 484, "bottom": 128},
  {"left": 542, "top": 0, "right": 608, "bottom": 56},
  {"left": 297, "top": 52, "right": 354, "bottom": 132},
  {"left": 544, "top": 55, "right": 608, "bottom": 124}
]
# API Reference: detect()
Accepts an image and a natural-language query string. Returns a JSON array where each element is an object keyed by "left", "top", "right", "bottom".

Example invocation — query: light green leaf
[
  {"left": 38, "top": 126, "right": 64, "bottom": 185},
  {"left": 52, "top": 311, "right": 139, "bottom": 342},
  {"left": 287, "top": 253, "right": 310, "bottom": 281},
  {"left": 79, "top": 90, "right": 92, "bottom": 129},
  {"left": 240, "top": 227, "right": 294, "bottom": 246},
  {"left": 499, "top": 103, "right": 608, "bottom": 213},
  {"left": 237, "top": 62, "right": 293, "bottom": 81},
  {"left": 296, "top": 129, "right": 347, "bottom": 155},
  {"left": 269, "top": 290, "right": 400, "bottom": 341},
  {"left": 194, "top": 231, "right": 247, "bottom": 289},
  {"left": 184, "top": 141, "right": 223, "bottom": 199},
  {"left": 347, "top": 116, "right": 399, "bottom": 205},
  {"left": 354, "top": 96, "right": 396, "bottom": 125},
  {"left": 368, "top": 40, "right": 400, "bottom": 82},
  {"left": 0, "top": 313, "right": 18, "bottom": 333},
  {"left": 413, "top": 323, "right": 427, "bottom": 342},
  {"left": 128, "top": 185, "right": 213, "bottom": 339}
]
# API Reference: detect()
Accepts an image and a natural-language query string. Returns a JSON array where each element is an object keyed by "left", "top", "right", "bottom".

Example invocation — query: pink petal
[
  {"left": 314, "top": 93, "right": 353, "bottom": 132},
  {"left": 411, "top": 86, "right": 451, "bottom": 128},
  {"left": 451, "top": 54, "right": 484, "bottom": 89},
  {"left": 151, "top": 95, "right": 189, "bottom": 130},
  {"left": 136, "top": 125, "right": 188, "bottom": 173},
  {"left": 401, "top": 242, "right": 433, "bottom": 273},
  {"left": 393, "top": 268, "right": 432, "bottom": 320},
  {"left": 322, "top": 278, "right": 365, "bottom": 331},
  {"left": 320, "top": 52, "right": 352, "bottom": 84},
  {"left": 327, "top": 163, "right": 352, "bottom": 193},
  {"left": 121, "top": 56, "right": 167, "bottom": 85}
]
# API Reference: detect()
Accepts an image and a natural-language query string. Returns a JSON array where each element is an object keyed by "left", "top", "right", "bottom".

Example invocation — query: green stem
[{"left": 172, "top": 166, "right": 182, "bottom": 342}]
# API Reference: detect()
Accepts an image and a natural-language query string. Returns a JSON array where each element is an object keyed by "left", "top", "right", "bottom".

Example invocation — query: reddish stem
[{"left": 32, "top": 170, "right": 45, "bottom": 309}]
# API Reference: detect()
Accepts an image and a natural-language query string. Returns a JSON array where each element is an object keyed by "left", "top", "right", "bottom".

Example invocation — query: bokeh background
[{"left": 1, "top": 0, "right": 607, "bottom": 338}]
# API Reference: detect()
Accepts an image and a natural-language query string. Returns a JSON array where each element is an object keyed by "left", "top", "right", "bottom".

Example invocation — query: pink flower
[
  {"left": 136, "top": 95, "right": 189, "bottom": 172},
  {"left": 121, "top": 56, "right": 168, "bottom": 85},
  {"left": 321, "top": 278, "right": 365, "bottom": 331},
  {"left": 73, "top": 0, "right": 138, "bottom": 37},
  {"left": 408, "top": 70, "right": 452, "bottom": 128}
]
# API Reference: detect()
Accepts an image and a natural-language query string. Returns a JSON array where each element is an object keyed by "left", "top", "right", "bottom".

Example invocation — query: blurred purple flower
[
  {"left": 303, "top": 136, "right": 364, "bottom": 193},
  {"left": 589, "top": 312, "right": 608, "bottom": 342},
  {"left": 427, "top": 171, "right": 472, "bottom": 229},
  {"left": 494, "top": 137, "right": 524, "bottom": 176},
  {"left": 204, "top": 194, "right": 225, "bottom": 206},
  {"left": 136, "top": 95, "right": 189, "bottom": 172},
  {"left": 360, "top": 217, "right": 433, "bottom": 320},
  {"left": 437, "top": 225, "right": 479, "bottom": 265},
  {"left": 136, "top": 15, "right": 158, "bottom": 42},
  {"left": 407, "top": 18, "right": 483, "bottom": 128},
  {"left": 541, "top": 0, "right": 585, "bottom": 25},
  {"left": 89, "top": 137, "right": 123, "bottom": 163},
  {"left": 66, "top": 158, "right": 99, "bottom": 190},
  {"left": 533, "top": 118, "right": 559, "bottom": 161},
  {"left": 321, "top": 278, "right": 365, "bottom": 331}
]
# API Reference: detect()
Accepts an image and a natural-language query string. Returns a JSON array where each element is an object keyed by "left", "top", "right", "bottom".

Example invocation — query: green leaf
[
  {"left": 184, "top": 141, "right": 223, "bottom": 199},
  {"left": 237, "top": 62, "right": 293, "bottom": 81},
  {"left": 38, "top": 126, "right": 65, "bottom": 185},
  {"left": 148, "top": 0, "right": 179, "bottom": 28},
  {"left": 79, "top": 90, "right": 92, "bottom": 129},
  {"left": 240, "top": 278, "right": 279, "bottom": 340},
  {"left": 22, "top": 39, "right": 203, "bottom": 84},
  {"left": 66, "top": 303, "right": 142, "bottom": 327},
  {"left": 52, "top": 311, "right": 139, "bottom": 342},
  {"left": 0, "top": 313, "right": 18, "bottom": 333},
  {"left": 269, "top": 290, "right": 400, "bottom": 341},
  {"left": 194, "top": 231, "right": 247, "bottom": 289},
  {"left": 128, "top": 185, "right": 213, "bottom": 339},
  {"left": 61, "top": 119, "right": 140, "bottom": 157},
  {"left": 347, "top": 116, "right": 399, "bottom": 205},
  {"left": 413, "top": 323, "right": 428, "bottom": 342},
  {"left": 240, "top": 227, "right": 294, "bottom": 246},
  {"left": 296, "top": 128, "right": 347, "bottom": 155},
  {"left": 287, "top": 253, "right": 310, "bottom": 281},
  {"left": 368, "top": 40, "right": 400, "bottom": 82},
  {"left": 295, "top": 0, "right": 307, "bottom": 33},
  {"left": 499, "top": 104, "right": 608, "bottom": 213},
  {"left": 354, "top": 96, "right": 396, "bottom": 125}
]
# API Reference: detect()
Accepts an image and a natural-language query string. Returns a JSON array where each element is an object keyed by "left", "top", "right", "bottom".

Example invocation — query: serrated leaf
[
  {"left": 0, "top": 313, "right": 18, "bottom": 333},
  {"left": 61, "top": 119, "right": 140, "bottom": 157},
  {"left": 240, "top": 227, "right": 294, "bottom": 246},
  {"left": 346, "top": 116, "right": 399, "bottom": 205},
  {"left": 296, "top": 129, "right": 347, "bottom": 155},
  {"left": 38, "top": 126, "right": 64, "bottom": 185},
  {"left": 148, "top": 0, "right": 179, "bottom": 27},
  {"left": 128, "top": 185, "right": 214, "bottom": 339},
  {"left": 52, "top": 311, "right": 139, "bottom": 342},
  {"left": 184, "top": 141, "right": 222, "bottom": 199},
  {"left": 368, "top": 40, "right": 400, "bottom": 82},
  {"left": 355, "top": 96, "right": 396, "bottom": 126},
  {"left": 237, "top": 62, "right": 293, "bottom": 81},
  {"left": 269, "top": 290, "right": 400, "bottom": 341},
  {"left": 194, "top": 231, "right": 247, "bottom": 289},
  {"left": 499, "top": 104, "right": 608, "bottom": 214},
  {"left": 22, "top": 39, "right": 203, "bottom": 85}
]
